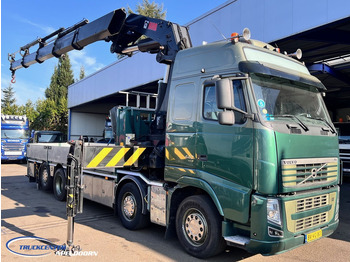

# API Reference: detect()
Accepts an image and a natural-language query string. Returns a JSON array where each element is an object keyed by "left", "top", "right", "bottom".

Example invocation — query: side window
[
  {"left": 203, "top": 85, "right": 221, "bottom": 120},
  {"left": 173, "top": 83, "right": 195, "bottom": 120},
  {"left": 203, "top": 79, "right": 247, "bottom": 124}
]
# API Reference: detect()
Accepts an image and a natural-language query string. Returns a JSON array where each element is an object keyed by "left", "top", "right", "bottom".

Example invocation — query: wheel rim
[
  {"left": 55, "top": 175, "right": 63, "bottom": 195},
  {"left": 182, "top": 208, "right": 208, "bottom": 247},
  {"left": 122, "top": 193, "right": 136, "bottom": 221},
  {"left": 42, "top": 168, "right": 49, "bottom": 186}
]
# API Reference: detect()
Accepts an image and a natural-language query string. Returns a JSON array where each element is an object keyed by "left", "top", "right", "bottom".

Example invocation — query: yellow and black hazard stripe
[
  {"left": 165, "top": 147, "right": 195, "bottom": 161},
  {"left": 167, "top": 166, "right": 196, "bottom": 175},
  {"left": 84, "top": 146, "right": 146, "bottom": 169}
]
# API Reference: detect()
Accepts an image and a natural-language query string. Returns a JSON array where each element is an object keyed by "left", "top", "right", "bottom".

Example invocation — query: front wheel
[
  {"left": 53, "top": 168, "right": 66, "bottom": 201},
  {"left": 117, "top": 182, "right": 149, "bottom": 230},
  {"left": 176, "top": 195, "right": 226, "bottom": 258}
]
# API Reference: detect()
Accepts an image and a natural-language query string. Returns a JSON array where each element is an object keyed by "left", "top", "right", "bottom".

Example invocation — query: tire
[
  {"left": 117, "top": 182, "right": 149, "bottom": 230},
  {"left": 39, "top": 164, "right": 52, "bottom": 191},
  {"left": 53, "top": 168, "right": 66, "bottom": 201},
  {"left": 176, "top": 195, "right": 226, "bottom": 258}
]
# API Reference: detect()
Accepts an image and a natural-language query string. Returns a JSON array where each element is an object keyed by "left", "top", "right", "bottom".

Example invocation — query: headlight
[{"left": 267, "top": 198, "right": 281, "bottom": 226}]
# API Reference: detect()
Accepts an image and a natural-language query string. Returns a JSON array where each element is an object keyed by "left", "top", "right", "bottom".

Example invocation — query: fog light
[{"left": 268, "top": 226, "right": 283, "bottom": 237}]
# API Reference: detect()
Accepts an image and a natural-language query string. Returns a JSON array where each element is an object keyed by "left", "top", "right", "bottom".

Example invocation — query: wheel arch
[
  {"left": 115, "top": 175, "right": 148, "bottom": 215},
  {"left": 54, "top": 164, "right": 66, "bottom": 177},
  {"left": 172, "top": 176, "right": 224, "bottom": 216}
]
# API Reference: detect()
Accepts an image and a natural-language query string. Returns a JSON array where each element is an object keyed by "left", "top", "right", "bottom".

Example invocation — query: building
[{"left": 67, "top": 0, "right": 350, "bottom": 140}]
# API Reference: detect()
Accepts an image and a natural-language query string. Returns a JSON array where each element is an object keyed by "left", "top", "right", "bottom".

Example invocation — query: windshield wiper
[
  {"left": 314, "top": 118, "right": 336, "bottom": 134},
  {"left": 273, "top": 114, "right": 309, "bottom": 132}
]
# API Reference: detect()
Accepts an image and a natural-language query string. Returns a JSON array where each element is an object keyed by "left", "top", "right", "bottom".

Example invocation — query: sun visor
[{"left": 239, "top": 61, "right": 326, "bottom": 90}]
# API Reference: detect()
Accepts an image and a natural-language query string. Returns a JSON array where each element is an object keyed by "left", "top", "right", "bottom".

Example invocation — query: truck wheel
[
  {"left": 117, "top": 182, "right": 149, "bottom": 230},
  {"left": 176, "top": 195, "right": 226, "bottom": 258},
  {"left": 53, "top": 168, "right": 66, "bottom": 201},
  {"left": 39, "top": 165, "right": 52, "bottom": 191}
]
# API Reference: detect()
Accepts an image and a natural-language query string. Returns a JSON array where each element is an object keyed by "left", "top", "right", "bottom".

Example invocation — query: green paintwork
[
  {"left": 249, "top": 186, "right": 339, "bottom": 254},
  {"left": 160, "top": 39, "right": 339, "bottom": 254},
  {"left": 166, "top": 166, "right": 251, "bottom": 223},
  {"left": 253, "top": 126, "right": 279, "bottom": 194},
  {"left": 111, "top": 107, "right": 153, "bottom": 145}
]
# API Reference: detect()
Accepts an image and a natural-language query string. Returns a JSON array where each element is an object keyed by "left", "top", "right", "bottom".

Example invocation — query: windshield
[
  {"left": 251, "top": 73, "right": 330, "bottom": 123},
  {"left": 1, "top": 129, "right": 30, "bottom": 139},
  {"left": 37, "top": 134, "right": 64, "bottom": 143}
]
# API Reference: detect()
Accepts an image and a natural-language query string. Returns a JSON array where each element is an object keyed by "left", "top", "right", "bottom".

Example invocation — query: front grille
[
  {"left": 282, "top": 158, "right": 338, "bottom": 188},
  {"left": 285, "top": 192, "right": 336, "bottom": 233},
  {"left": 295, "top": 212, "right": 328, "bottom": 231},
  {"left": 3, "top": 143, "right": 24, "bottom": 150},
  {"left": 296, "top": 194, "right": 328, "bottom": 212}
]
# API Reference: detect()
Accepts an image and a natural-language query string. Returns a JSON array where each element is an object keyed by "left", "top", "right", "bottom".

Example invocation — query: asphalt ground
[{"left": 1, "top": 163, "right": 350, "bottom": 262}]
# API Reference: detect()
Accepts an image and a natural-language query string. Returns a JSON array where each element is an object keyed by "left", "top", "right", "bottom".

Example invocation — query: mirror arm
[{"left": 231, "top": 107, "right": 255, "bottom": 121}]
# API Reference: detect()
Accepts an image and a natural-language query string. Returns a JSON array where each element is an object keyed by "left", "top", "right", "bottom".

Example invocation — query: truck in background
[
  {"left": 1, "top": 115, "right": 30, "bottom": 162},
  {"left": 10, "top": 8, "right": 340, "bottom": 258},
  {"left": 334, "top": 122, "right": 350, "bottom": 175},
  {"left": 31, "top": 130, "right": 66, "bottom": 143}
]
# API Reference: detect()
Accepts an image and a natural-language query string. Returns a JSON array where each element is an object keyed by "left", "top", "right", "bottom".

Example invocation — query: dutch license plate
[
  {"left": 305, "top": 229, "right": 322, "bottom": 243},
  {"left": 4, "top": 151, "right": 22, "bottom": 156}
]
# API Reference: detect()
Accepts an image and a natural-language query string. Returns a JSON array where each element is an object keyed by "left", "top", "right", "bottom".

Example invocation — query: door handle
[{"left": 198, "top": 155, "right": 208, "bottom": 161}]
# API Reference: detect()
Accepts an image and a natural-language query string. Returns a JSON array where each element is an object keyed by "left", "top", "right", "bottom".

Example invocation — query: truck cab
[
  {"left": 1, "top": 115, "right": 30, "bottom": 162},
  {"left": 32, "top": 131, "right": 66, "bottom": 143},
  {"left": 164, "top": 38, "right": 339, "bottom": 255}
]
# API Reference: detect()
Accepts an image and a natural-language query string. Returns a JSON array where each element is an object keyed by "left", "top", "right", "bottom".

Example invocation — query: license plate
[
  {"left": 4, "top": 151, "right": 22, "bottom": 156},
  {"left": 305, "top": 229, "right": 322, "bottom": 243}
]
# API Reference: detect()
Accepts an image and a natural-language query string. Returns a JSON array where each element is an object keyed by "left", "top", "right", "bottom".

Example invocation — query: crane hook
[{"left": 11, "top": 70, "right": 16, "bottom": 84}]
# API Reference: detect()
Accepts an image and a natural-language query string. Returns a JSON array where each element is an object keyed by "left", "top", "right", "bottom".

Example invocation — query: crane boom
[{"left": 9, "top": 8, "right": 192, "bottom": 73}]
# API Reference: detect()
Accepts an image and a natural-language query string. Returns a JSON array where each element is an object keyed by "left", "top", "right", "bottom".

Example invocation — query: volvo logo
[{"left": 282, "top": 160, "right": 297, "bottom": 165}]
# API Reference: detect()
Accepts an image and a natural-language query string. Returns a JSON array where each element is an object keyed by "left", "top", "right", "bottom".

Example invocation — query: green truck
[{"left": 10, "top": 8, "right": 340, "bottom": 258}]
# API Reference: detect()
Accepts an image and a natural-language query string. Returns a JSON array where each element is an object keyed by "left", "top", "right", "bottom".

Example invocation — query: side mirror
[
  {"left": 216, "top": 78, "right": 234, "bottom": 109},
  {"left": 218, "top": 111, "right": 235, "bottom": 125}
]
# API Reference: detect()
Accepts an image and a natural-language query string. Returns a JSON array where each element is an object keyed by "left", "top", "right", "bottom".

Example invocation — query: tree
[
  {"left": 127, "top": 0, "right": 166, "bottom": 19},
  {"left": 1, "top": 84, "right": 18, "bottom": 115},
  {"left": 41, "top": 54, "right": 74, "bottom": 133},
  {"left": 31, "top": 99, "right": 57, "bottom": 131},
  {"left": 79, "top": 65, "right": 86, "bottom": 80},
  {"left": 18, "top": 100, "right": 39, "bottom": 126}
]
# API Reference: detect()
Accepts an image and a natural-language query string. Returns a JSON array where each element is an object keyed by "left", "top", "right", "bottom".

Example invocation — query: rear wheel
[
  {"left": 117, "top": 182, "right": 149, "bottom": 230},
  {"left": 39, "top": 164, "right": 52, "bottom": 191},
  {"left": 176, "top": 195, "right": 226, "bottom": 258},
  {"left": 53, "top": 168, "right": 66, "bottom": 201}
]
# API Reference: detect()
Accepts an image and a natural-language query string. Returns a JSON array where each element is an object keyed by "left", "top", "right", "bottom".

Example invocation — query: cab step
[{"left": 224, "top": 235, "right": 250, "bottom": 246}]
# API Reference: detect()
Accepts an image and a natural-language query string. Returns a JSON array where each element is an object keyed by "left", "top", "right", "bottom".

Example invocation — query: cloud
[
  {"left": 18, "top": 17, "right": 56, "bottom": 35},
  {"left": 69, "top": 50, "right": 105, "bottom": 77}
]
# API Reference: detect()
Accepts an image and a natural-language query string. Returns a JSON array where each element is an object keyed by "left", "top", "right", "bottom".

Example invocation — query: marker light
[{"left": 231, "top": 32, "right": 239, "bottom": 43}]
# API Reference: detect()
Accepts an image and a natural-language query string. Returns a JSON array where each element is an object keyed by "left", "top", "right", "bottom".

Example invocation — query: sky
[{"left": 1, "top": 0, "right": 229, "bottom": 106}]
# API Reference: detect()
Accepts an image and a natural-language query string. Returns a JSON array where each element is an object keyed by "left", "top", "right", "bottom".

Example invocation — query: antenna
[{"left": 210, "top": 20, "right": 227, "bottom": 40}]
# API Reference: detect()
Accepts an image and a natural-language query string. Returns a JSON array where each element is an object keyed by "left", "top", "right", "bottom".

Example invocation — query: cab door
[{"left": 197, "top": 77, "right": 254, "bottom": 189}]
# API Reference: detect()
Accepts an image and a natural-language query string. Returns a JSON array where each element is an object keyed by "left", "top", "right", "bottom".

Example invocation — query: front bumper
[
  {"left": 246, "top": 219, "right": 338, "bottom": 255},
  {"left": 242, "top": 186, "right": 339, "bottom": 255}
]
